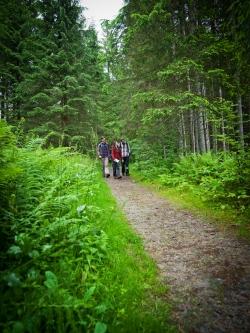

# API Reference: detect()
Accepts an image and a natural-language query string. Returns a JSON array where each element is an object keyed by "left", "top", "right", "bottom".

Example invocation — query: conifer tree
[
  {"left": 0, "top": 0, "right": 38, "bottom": 121},
  {"left": 1, "top": 0, "right": 103, "bottom": 151},
  {"left": 104, "top": 0, "right": 250, "bottom": 157}
]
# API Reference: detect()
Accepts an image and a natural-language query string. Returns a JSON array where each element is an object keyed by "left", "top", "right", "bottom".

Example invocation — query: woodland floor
[{"left": 107, "top": 175, "right": 250, "bottom": 333}]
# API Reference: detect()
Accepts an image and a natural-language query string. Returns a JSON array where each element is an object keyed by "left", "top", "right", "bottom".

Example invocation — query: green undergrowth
[
  {"left": 0, "top": 142, "right": 175, "bottom": 332},
  {"left": 131, "top": 157, "right": 250, "bottom": 240}
]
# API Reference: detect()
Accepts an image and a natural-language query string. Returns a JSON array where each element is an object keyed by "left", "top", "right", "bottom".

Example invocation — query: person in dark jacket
[
  {"left": 97, "top": 137, "right": 110, "bottom": 177},
  {"left": 111, "top": 141, "right": 122, "bottom": 179},
  {"left": 119, "top": 138, "right": 131, "bottom": 176}
]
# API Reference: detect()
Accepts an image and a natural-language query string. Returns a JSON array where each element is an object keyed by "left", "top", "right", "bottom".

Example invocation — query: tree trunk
[
  {"left": 181, "top": 111, "right": 187, "bottom": 154},
  {"left": 204, "top": 111, "right": 210, "bottom": 152},
  {"left": 202, "top": 82, "right": 210, "bottom": 152},
  {"left": 210, "top": 79, "right": 217, "bottom": 152},
  {"left": 190, "top": 110, "right": 196, "bottom": 153},
  {"left": 237, "top": 94, "right": 244, "bottom": 149},
  {"left": 195, "top": 113, "right": 200, "bottom": 154},
  {"left": 198, "top": 111, "right": 206, "bottom": 153},
  {"left": 179, "top": 117, "right": 184, "bottom": 155},
  {"left": 187, "top": 70, "right": 196, "bottom": 153},
  {"left": 163, "top": 145, "right": 167, "bottom": 159},
  {"left": 219, "top": 86, "right": 227, "bottom": 152},
  {"left": 196, "top": 78, "right": 206, "bottom": 153},
  {"left": 213, "top": 123, "right": 218, "bottom": 153}
]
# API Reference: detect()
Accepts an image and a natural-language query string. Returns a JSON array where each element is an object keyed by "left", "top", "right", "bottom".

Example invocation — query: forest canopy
[{"left": 1, "top": 0, "right": 249, "bottom": 155}]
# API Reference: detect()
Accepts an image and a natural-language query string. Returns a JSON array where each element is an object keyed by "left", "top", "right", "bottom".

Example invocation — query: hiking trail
[{"left": 107, "top": 176, "right": 250, "bottom": 333}]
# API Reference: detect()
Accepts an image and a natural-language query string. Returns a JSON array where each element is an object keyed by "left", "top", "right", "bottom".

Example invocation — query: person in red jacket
[{"left": 111, "top": 141, "right": 122, "bottom": 179}]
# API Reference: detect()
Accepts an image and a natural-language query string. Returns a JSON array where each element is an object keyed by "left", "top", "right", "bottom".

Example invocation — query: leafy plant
[
  {"left": 1, "top": 142, "right": 175, "bottom": 332},
  {"left": 133, "top": 151, "right": 250, "bottom": 218}
]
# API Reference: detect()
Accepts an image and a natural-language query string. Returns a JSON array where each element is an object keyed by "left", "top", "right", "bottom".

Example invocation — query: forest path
[{"left": 106, "top": 176, "right": 250, "bottom": 333}]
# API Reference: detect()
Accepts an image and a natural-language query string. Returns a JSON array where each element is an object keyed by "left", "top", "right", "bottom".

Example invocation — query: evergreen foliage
[
  {"left": 0, "top": 0, "right": 102, "bottom": 149},
  {"left": 102, "top": 0, "right": 250, "bottom": 154}
]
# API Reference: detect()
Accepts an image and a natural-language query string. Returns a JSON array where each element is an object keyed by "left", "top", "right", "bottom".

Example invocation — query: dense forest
[
  {"left": 100, "top": 0, "right": 250, "bottom": 221},
  {"left": 0, "top": 0, "right": 250, "bottom": 332},
  {"left": 2, "top": 0, "right": 249, "bottom": 152}
]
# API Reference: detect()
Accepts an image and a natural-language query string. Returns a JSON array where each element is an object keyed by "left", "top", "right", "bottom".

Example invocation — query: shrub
[{"left": 133, "top": 150, "right": 250, "bottom": 213}]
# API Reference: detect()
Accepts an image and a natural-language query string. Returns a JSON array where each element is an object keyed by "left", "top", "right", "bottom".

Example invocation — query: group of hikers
[{"left": 97, "top": 137, "right": 131, "bottom": 179}]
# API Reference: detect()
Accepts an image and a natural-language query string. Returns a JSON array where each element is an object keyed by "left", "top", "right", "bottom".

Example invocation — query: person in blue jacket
[{"left": 97, "top": 137, "right": 110, "bottom": 177}]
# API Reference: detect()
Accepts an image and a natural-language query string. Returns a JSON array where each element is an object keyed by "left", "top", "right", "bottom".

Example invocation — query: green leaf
[
  {"left": 44, "top": 271, "right": 58, "bottom": 290},
  {"left": 28, "top": 250, "right": 40, "bottom": 258},
  {"left": 5, "top": 273, "right": 21, "bottom": 287},
  {"left": 94, "top": 322, "right": 107, "bottom": 333},
  {"left": 42, "top": 244, "right": 52, "bottom": 252},
  {"left": 13, "top": 321, "right": 25, "bottom": 333},
  {"left": 95, "top": 303, "right": 108, "bottom": 314},
  {"left": 8, "top": 245, "right": 22, "bottom": 255},
  {"left": 83, "top": 286, "right": 96, "bottom": 302}
]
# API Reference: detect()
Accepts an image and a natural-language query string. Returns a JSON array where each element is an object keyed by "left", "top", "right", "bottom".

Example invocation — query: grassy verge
[
  {"left": 131, "top": 167, "right": 250, "bottom": 240},
  {"left": 0, "top": 148, "right": 176, "bottom": 333}
]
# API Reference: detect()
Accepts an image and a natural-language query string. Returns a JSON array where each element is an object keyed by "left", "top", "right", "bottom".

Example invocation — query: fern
[{"left": 0, "top": 147, "right": 109, "bottom": 332}]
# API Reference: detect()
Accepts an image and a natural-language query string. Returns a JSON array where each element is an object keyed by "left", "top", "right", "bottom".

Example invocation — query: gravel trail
[{"left": 107, "top": 176, "right": 250, "bottom": 333}]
